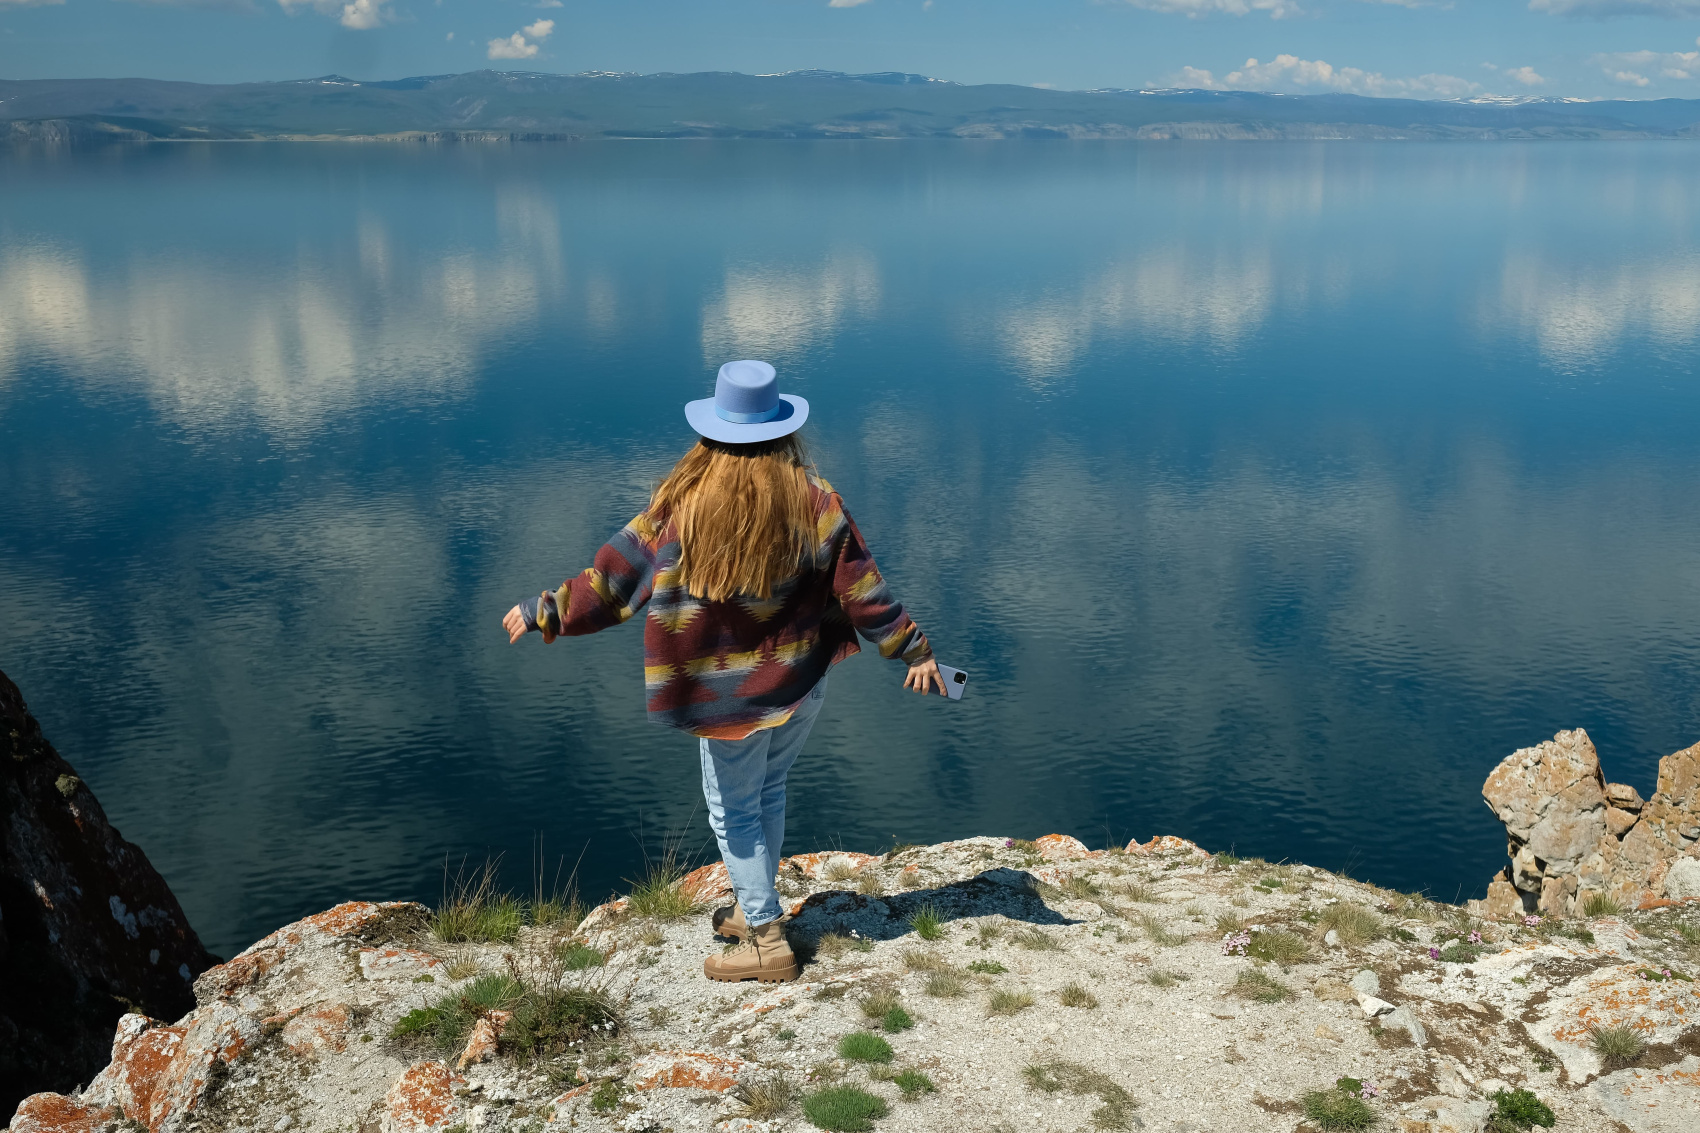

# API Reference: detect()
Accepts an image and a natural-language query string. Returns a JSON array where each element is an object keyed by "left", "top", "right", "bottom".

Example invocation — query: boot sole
[{"left": 705, "top": 965, "right": 800, "bottom": 983}]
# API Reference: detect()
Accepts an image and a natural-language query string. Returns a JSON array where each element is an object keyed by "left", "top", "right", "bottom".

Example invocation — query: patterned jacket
[{"left": 529, "top": 476, "right": 931, "bottom": 739}]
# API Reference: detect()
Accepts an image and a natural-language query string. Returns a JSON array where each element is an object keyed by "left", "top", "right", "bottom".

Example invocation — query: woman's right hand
[{"left": 503, "top": 604, "right": 529, "bottom": 643}]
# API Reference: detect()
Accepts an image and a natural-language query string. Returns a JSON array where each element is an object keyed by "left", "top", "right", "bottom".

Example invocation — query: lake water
[{"left": 3, "top": 141, "right": 1699, "bottom": 959}]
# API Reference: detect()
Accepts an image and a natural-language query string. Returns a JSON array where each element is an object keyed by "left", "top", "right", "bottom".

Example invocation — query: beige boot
[
  {"left": 711, "top": 903, "right": 748, "bottom": 941},
  {"left": 703, "top": 920, "right": 799, "bottom": 983}
]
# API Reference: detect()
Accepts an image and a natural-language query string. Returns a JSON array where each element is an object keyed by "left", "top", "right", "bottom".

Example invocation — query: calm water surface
[{"left": 3, "top": 141, "right": 1698, "bottom": 958}]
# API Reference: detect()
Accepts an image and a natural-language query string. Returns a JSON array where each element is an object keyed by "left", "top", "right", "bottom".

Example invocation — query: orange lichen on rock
[
  {"left": 7, "top": 1094, "right": 116, "bottom": 1133},
  {"left": 626, "top": 1050, "right": 745, "bottom": 1092},
  {"left": 383, "top": 1060, "right": 466, "bottom": 1133},
  {"left": 281, "top": 1003, "right": 352, "bottom": 1057},
  {"left": 1126, "top": 834, "right": 1210, "bottom": 857},
  {"left": 83, "top": 1013, "right": 186, "bottom": 1126},
  {"left": 780, "top": 851, "right": 880, "bottom": 879},
  {"left": 1033, "top": 834, "right": 1093, "bottom": 861},
  {"left": 358, "top": 946, "right": 443, "bottom": 981},
  {"left": 455, "top": 1010, "right": 511, "bottom": 1070},
  {"left": 679, "top": 860, "right": 733, "bottom": 903}
]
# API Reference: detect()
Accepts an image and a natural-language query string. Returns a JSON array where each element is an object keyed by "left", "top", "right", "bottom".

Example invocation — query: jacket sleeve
[
  {"left": 830, "top": 504, "right": 933, "bottom": 665},
  {"left": 534, "top": 512, "right": 661, "bottom": 644}
]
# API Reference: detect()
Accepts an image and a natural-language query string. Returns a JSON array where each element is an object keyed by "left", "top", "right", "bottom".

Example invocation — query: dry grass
[
  {"left": 1137, "top": 913, "right": 1189, "bottom": 947},
  {"left": 1023, "top": 1061, "right": 1138, "bottom": 1130},
  {"left": 1312, "top": 978, "right": 1357, "bottom": 1002},
  {"left": 1582, "top": 892, "right": 1625, "bottom": 918},
  {"left": 821, "top": 858, "right": 862, "bottom": 883},
  {"left": 860, "top": 988, "right": 902, "bottom": 1020},
  {"left": 1590, "top": 1024, "right": 1646, "bottom": 1068},
  {"left": 1216, "top": 913, "right": 1247, "bottom": 935},
  {"left": 1011, "top": 928, "right": 1063, "bottom": 952},
  {"left": 924, "top": 970, "right": 968, "bottom": 998},
  {"left": 1246, "top": 929, "right": 1309, "bottom": 965},
  {"left": 1060, "top": 875, "right": 1103, "bottom": 900},
  {"left": 1316, "top": 903, "right": 1383, "bottom": 946},
  {"left": 988, "top": 989, "right": 1036, "bottom": 1016},
  {"left": 1233, "top": 969, "right": 1293, "bottom": 1003},
  {"left": 732, "top": 1074, "right": 798, "bottom": 1121},
  {"left": 1059, "top": 982, "right": 1099, "bottom": 1008},
  {"left": 901, "top": 948, "right": 950, "bottom": 971}
]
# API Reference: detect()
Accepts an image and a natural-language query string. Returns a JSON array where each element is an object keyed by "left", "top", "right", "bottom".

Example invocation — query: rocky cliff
[
  {"left": 1474, "top": 729, "right": 1700, "bottom": 919},
  {"left": 8, "top": 830, "right": 1697, "bottom": 1133},
  {"left": 0, "top": 670, "right": 217, "bottom": 1114}
]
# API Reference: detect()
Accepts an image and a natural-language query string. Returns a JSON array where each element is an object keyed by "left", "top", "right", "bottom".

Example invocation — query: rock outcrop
[
  {"left": 11, "top": 832, "right": 1697, "bottom": 1133},
  {"left": 0, "top": 669, "right": 217, "bottom": 1114},
  {"left": 1475, "top": 728, "right": 1700, "bottom": 918}
]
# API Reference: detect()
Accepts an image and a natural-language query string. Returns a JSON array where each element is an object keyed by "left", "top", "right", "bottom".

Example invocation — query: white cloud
[
  {"left": 1530, "top": 0, "right": 1700, "bottom": 16},
  {"left": 338, "top": 0, "right": 385, "bottom": 28},
  {"left": 1594, "top": 48, "right": 1700, "bottom": 83},
  {"left": 538, "top": 0, "right": 563, "bottom": 6},
  {"left": 276, "top": 0, "right": 391, "bottom": 27},
  {"left": 1117, "top": 0, "right": 1302, "bottom": 17},
  {"left": 488, "top": 20, "right": 552, "bottom": 61},
  {"left": 1506, "top": 66, "right": 1547, "bottom": 85},
  {"left": 829, "top": 0, "right": 875, "bottom": 7},
  {"left": 1181, "top": 55, "right": 1478, "bottom": 98},
  {"left": 446, "top": 31, "right": 454, "bottom": 41},
  {"left": 0, "top": 0, "right": 67, "bottom": 7},
  {"left": 488, "top": 33, "right": 539, "bottom": 60}
]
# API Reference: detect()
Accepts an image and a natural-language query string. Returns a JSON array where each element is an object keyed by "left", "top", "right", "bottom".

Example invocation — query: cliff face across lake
[{"left": 8, "top": 831, "right": 1698, "bottom": 1133}]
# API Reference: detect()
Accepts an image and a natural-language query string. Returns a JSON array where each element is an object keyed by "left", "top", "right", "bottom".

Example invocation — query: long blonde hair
[{"left": 649, "top": 434, "right": 816, "bottom": 602}]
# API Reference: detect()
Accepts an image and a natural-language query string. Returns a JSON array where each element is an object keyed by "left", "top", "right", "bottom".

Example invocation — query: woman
[{"left": 502, "top": 360, "right": 945, "bottom": 984}]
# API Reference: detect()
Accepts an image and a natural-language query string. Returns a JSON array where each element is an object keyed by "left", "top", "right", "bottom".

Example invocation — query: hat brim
[{"left": 684, "top": 394, "right": 809, "bottom": 444}]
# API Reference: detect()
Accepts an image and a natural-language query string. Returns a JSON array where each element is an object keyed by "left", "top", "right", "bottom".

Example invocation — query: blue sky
[{"left": 2, "top": 1, "right": 1699, "bottom": 100}]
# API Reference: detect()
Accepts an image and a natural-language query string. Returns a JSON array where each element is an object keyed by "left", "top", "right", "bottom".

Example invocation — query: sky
[{"left": 1, "top": 1, "right": 1699, "bottom": 101}]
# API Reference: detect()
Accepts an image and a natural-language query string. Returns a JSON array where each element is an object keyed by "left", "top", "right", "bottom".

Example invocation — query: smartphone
[{"left": 935, "top": 663, "right": 969, "bottom": 701}]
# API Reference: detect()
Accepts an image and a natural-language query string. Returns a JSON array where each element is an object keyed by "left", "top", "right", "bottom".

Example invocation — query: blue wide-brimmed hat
[{"left": 684, "top": 360, "right": 809, "bottom": 444}]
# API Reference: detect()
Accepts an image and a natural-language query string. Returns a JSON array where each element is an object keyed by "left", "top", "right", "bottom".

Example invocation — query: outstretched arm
[{"left": 503, "top": 512, "right": 661, "bottom": 644}]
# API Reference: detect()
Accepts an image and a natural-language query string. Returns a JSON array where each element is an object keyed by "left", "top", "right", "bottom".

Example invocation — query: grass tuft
[
  {"left": 967, "top": 959, "right": 1008, "bottom": 975},
  {"left": 1301, "top": 1084, "right": 1375, "bottom": 1131},
  {"left": 860, "top": 988, "right": 901, "bottom": 1020},
  {"left": 974, "top": 921, "right": 1005, "bottom": 948},
  {"left": 1582, "top": 892, "right": 1625, "bottom": 918},
  {"left": 1059, "top": 982, "right": 1099, "bottom": 1008},
  {"left": 924, "top": 970, "right": 968, "bottom": 998},
  {"left": 1216, "top": 913, "right": 1247, "bottom": 935},
  {"left": 892, "top": 1069, "right": 936, "bottom": 1100},
  {"left": 907, "top": 905, "right": 945, "bottom": 941},
  {"left": 623, "top": 845, "right": 699, "bottom": 921},
  {"left": 1590, "top": 1023, "right": 1645, "bottom": 1068},
  {"left": 1317, "top": 903, "right": 1383, "bottom": 946},
  {"left": 1488, "top": 1088, "right": 1556, "bottom": 1131},
  {"left": 881, "top": 1006, "right": 915, "bottom": 1033},
  {"left": 733, "top": 1074, "right": 798, "bottom": 1121},
  {"left": 1246, "top": 929, "right": 1309, "bottom": 965},
  {"left": 988, "top": 989, "right": 1035, "bottom": 1016},
  {"left": 822, "top": 858, "right": 861, "bottom": 883},
  {"left": 837, "top": 1031, "right": 894, "bottom": 1064},
  {"left": 432, "top": 859, "right": 526, "bottom": 944},
  {"left": 504, "top": 984, "right": 620, "bottom": 1063},
  {"left": 1147, "top": 970, "right": 1188, "bottom": 987},
  {"left": 1061, "top": 875, "right": 1102, "bottom": 900},
  {"left": 802, "top": 1086, "right": 889, "bottom": 1132},
  {"left": 557, "top": 942, "right": 604, "bottom": 971},
  {"left": 1023, "top": 1061, "right": 1138, "bottom": 1130},
  {"left": 1137, "top": 913, "right": 1189, "bottom": 948},
  {"left": 901, "top": 948, "right": 949, "bottom": 972},
  {"left": 1233, "top": 969, "right": 1293, "bottom": 1003},
  {"left": 1011, "top": 927, "right": 1063, "bottom": 951}
]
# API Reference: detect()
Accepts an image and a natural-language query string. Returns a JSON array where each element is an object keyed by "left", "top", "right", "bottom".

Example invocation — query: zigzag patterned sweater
[{"left": 527, "top": 477, "right": 932, "bottom": 739}]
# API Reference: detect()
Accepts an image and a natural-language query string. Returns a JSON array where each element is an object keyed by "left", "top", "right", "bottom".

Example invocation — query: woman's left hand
[
  {"left": 904, "top": 657, "right": 947, "bottom": 696},
  {"left": 502, "top": 604, "right": 530, "bottom": 643}
]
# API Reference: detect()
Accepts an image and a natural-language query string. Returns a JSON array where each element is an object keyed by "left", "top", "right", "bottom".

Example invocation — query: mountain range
[{"left": 4, "top": 69, "right": 1699, "bottom": 142}]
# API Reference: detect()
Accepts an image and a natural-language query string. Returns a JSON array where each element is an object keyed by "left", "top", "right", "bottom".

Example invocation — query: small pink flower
[
  {"left": 1523, "top": 915, "right": 1542, "bottom": 927},
  {"left": 1429, "top": 947, "right": 1441, "bottom": 960},
  {"left": 1360, "top": 1082, "right": 1380, "bottom": 1099},
  {"left": 1004, "top": 839, "right": 1014, "bottom": 848},
  {"left": 1469, "top": 931, "right": 1482, "bottom": 944}
]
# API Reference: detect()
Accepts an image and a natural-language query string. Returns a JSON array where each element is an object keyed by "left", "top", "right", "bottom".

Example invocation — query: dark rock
[{"left": 0, "top": 667, "right": 217, "bottom": 1114}]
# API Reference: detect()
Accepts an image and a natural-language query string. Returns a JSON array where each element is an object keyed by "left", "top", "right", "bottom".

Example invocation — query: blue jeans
[{"left": 699, "top": 677, "right": 828, "bottom": 928}]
